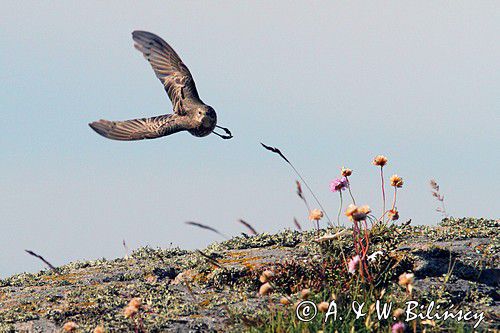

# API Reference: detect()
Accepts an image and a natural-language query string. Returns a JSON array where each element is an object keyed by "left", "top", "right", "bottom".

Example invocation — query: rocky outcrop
[{"left": 0, "top": 218, "right": 498, "bottom": 332}]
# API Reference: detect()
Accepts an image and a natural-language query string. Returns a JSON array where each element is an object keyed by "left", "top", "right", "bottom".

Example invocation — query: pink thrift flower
[
  {"left": 330, "top": 176, "right": 348, "bottom": 192},
  {"left": 392, "top": 322, "right": 406, "bottom": 333},
  {"left": 348, "top": 255, "right": 360, "bottom": 274}
]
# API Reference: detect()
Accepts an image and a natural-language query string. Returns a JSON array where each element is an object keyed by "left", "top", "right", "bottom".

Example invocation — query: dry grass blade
[
  {"left": 260, "top": 143, "right": 290, "bottom": 164},
  {"left": 185, "top": 221, "right": 229, "bottom": 239},
  {"left": 293, "top": 217, "right": 302, "bottom": 231},
  {"left": 25, "top": 250, "right": 57, "bottom": 271},
  {"left": 260, "top": 142, "right": 333, "bottom": 226},
  {"left": 196, "top": 250, "right": 226, "bottom": 269},
  {"left": 430, "top": 179, "right": 444, "bottom": 201},
  {"left": 238, "top": 219, "right": 258, "bottom": 235},
  {"left": 296, "top": 180, "right": 304, "bottom": 200},
  {"left": 429, "top": 179, "right": 448, "bottom": 217},
  {"left": 122, "top": 239, "right": 130, "bottom": 259},
  {"left": 296, "top": 180, "right": 311, "bottom": 212}
]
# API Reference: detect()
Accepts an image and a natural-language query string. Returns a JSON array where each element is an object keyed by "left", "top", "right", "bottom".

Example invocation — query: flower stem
[
  {"left": 346, "top": 178, "right": 356, "bottom": 205},
  {"left": 337, "top": 191, "right": 343, "bottom": 226},
  {"left": 391, "top": 187, "right": 397, "bottom": 210},
  {"left": 380, "top": 166, "right": 386, "bottom": 220}
]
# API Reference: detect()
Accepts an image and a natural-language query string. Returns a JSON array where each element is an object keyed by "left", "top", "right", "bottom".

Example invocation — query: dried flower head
[
  {"left": 123, "top": 297, "right": 142, "bottom": 318},
  {"left": 345, "top": 204, "right": 357, "bottom": 219},
  {"left": 124, "top": 305, "right": 138, "bottom": 318},
  {"left": 345, "top": 204, "right": 371, "bottom": 221},
  {"left": 145, "top": 274, "right": 158, "bottom": 283},
  {"left": 392, "top": 322, "right": 406, "bottom": 333},
  {"left": 259, "top": 282, "right": 273, "bottom": 295},
  {"left": 308, "top": 209, "right": 323, "bottom": 221},
  {"left": 300, "top": 288, "right": 311, "bottom": 299},
  {"left": 330, "top": 176, "right": 348, "bottom": 192},
  {"left": 93, "top": 326, "right": 105, "bottom": 333},
  {"left": 398, "top": 272, "right": 415, "bottom": 294},
  {"left": 390, "top": 174, "right": 404, "bottom": 188},
  {"left": 372, "top": 155, "right": 388, "bottom": 167},
  {"left": 318, "top": 301, "right": 330, "bottom": 312},
  {"left": 348, "top": 255, "right": 360, "bottom": 274},
  {"left": 398, "top": 273, "right": 414, "bottom": 286},
  {"left": 341, "top": 167, "right": 352, "bottom": 177},
  {"left": 421, "top": 319, "right": 436, "bottom": 326},
  {"left": 259, "top": 270, "right": 275, "bottom": 283},
  {"left": 63, "top": 322, "right": 78, "bottom": 332},
  {"left": 357, "top": 205, "right": 371, "bottom": 215},
  {"left": 128, "top": 297, "right": 141, "bottom": 309},
  {"left": 393, "top": 308, "right": 405, "bottom": 319},
  {"left": 388, "top": 209, "right": 399, "bottom": 221},
  {"left": 280, "top": 296, "right": 291, "bottom": 305}
]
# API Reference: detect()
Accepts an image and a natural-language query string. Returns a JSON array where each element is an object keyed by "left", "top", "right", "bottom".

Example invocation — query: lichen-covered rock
[{"left": 0, "top": 218, "right": 498, "bottom": 332}]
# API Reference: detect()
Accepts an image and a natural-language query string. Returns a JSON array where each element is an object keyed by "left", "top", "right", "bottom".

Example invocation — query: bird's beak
[{"left": 212, "top": 125, "right": 233, "bottom": 139}]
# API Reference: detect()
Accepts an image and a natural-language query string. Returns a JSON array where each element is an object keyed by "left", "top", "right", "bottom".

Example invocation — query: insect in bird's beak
[{"left": 213, "top": 125, "right": 233, "bottom": 139}]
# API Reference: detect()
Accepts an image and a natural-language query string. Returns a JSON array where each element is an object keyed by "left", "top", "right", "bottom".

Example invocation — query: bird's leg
[{"left": 212, "top": 125, "right": 233, "bottom": 139}]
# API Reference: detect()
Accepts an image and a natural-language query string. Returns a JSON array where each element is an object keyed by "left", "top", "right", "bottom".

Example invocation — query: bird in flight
[{"left": 89, "top": 31, "right": 232, "bottom": 141}]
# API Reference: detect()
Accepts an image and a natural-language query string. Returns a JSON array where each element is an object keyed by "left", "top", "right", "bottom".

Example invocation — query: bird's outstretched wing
[
  {"left": 89, "top": 114, "right": 183, "bottom": 141},
  {"left": 132, "top": 31, "right": 201, "bottom": 115}
]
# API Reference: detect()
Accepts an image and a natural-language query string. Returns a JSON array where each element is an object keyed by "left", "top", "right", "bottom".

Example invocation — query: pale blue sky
[{"left": 1, "top": 1, "right": 499, "bottom": 277}]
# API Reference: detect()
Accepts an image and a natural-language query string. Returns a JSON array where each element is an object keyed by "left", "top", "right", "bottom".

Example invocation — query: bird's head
[{"left": 196, "top": 106, "right": 217, "bottom": 128}]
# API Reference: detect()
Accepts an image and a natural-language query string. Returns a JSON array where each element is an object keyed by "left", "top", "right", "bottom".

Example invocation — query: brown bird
[{"left": 89, "top": 30, "right": 232, "bottom": 141}]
